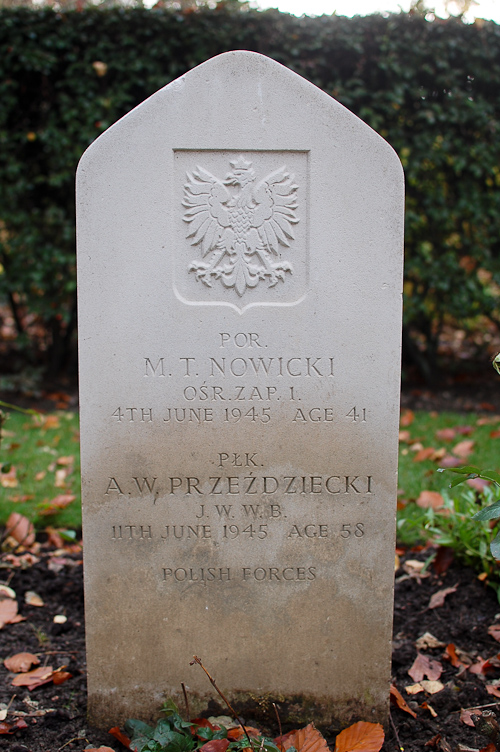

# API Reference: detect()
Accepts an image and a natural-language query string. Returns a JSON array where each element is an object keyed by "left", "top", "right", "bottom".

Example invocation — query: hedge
[{"left": 1, "top": 6, "right": 500, "bottom": 379}]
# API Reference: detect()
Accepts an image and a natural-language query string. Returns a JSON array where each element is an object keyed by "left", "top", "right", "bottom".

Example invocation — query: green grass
[
  {"left": 0, "top": 409, "right": 81, "bottom": 529},
  {"left": 2, "top": 405, "right": 500, "bottom": 577},
  {"left": 398, "top": 410, "right": 500, "bottom": 499}
]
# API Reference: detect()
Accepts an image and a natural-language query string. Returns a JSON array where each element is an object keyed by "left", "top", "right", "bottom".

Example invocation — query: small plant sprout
[{"left": 438, "top": 353, "right": 500, "bottom": 560}]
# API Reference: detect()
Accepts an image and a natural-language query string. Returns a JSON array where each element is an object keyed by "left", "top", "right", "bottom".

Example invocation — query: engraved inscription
[{"left": 183, "top": 156, "right": 299, "bottom": 296}]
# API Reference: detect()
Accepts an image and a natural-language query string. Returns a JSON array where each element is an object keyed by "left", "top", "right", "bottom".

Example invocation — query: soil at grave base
[{"left": 1, "top": 544, "right": 500, "bottom": 752}]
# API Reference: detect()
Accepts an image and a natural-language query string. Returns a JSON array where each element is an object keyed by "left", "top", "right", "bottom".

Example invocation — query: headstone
[{"left": 76, "top": 51, "right": 404, "bottom": 729}]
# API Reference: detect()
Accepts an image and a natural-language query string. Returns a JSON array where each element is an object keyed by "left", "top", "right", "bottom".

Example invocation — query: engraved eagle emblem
[{"left": 183, "top": 156, "right": 299, "bottom": 297}]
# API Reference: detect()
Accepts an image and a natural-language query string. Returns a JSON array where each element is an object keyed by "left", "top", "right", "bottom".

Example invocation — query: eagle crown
[{"left": 223, "top": 156, "right": 256, "bottom": 188}]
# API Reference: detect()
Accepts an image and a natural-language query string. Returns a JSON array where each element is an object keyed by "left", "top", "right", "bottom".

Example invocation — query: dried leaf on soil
[
  {"left": 25, "top": 590, "right": 44, "bottom": 607},
  {"left": 0, "top": 598, "right": 25, "bottom": 628},
  {"left": 199, "top": 739, "right": 230, "bottom": 752},
  {"left": 416, "top": 491, "right": 444, "bottom": 509},
  {"left": 334, "top": 721, "right": 384, "bottom": 752},
  {"left": 433, "top": 547, "right": 455, "bottom": 575},
  {"left": 227, "top": 727, "right": 261, "bottom": 740},
  {"left": 279, "top": 723, "right": 329, "bottom": 752},
  {"left": 406, "top": 680, "right": 444, "bottom": 695},
  {"left": 0, "top": 718, "right": 28, "bottom": 734},
  {"left": 488, "top": 625, "right": 500, "bottom": 643},
  {"left": 389, "top": 684, "right": 417, "bottom": 718},
  {"left": 485, "top": 684, "right": 500, "bottom": 698},
  {"left": 109, "top": 726, "right": 132, "bottom": 748},
  {"left": 12, "top": 665, "right": 54, "bottom": 689},
  {"left": 415, "top": 633, "right": 446, "bottom": 650},
  {"left": 460, "top": 708, "right": 481, "bottom": 727},
  {"left": 4, "top": 652, "right": 40, "bottom": 673},
  {"left": 5, "top": 512, "right": 35, "bottom": 546},
  {"left": 428, "top": 585, "right": 458, "bottom": 609},
  {"left": 444, "top": 644, "right": 472, "bottom": 669},
  {"left": 420, "top": 701, "right": 438, "bottom": 718},
  {"left": 52, "top": 669, "right": 72, "bottom": 685},
  {"left": 408, "top": 653, "right": 443, "bottom": 682}
]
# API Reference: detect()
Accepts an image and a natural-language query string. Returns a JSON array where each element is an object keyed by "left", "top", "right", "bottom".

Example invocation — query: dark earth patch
[{"left": 1, "top": 543, "right": 500, "bottom": 752}]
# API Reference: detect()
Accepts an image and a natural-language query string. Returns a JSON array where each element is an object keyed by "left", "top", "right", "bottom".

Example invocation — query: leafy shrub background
[{"left": 1, "top": 7, "right": 500, "bottom": 376}]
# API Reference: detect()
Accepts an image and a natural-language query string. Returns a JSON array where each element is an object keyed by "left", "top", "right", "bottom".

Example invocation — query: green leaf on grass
[{"left": 473, "top": 500, "right": 500, "bottom": 521}]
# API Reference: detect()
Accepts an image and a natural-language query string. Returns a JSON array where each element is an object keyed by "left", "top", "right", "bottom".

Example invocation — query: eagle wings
[{"left": 183, "top": 156, "right": 299, "bottom": 297}]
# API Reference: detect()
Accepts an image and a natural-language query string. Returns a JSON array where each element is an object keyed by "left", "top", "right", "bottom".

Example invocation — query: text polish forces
[{"left": 161, "top": 566, "right": 317, "bottom": 584}]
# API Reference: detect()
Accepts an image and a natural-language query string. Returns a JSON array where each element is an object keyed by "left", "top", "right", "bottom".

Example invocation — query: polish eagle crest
[{"left": 183, "top": 156, "right": 299, "bottom": 297}]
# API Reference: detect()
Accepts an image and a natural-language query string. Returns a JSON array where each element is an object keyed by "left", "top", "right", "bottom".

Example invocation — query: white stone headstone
[{"left": 77, "top": 50, "right": 404, "bottom": 729}]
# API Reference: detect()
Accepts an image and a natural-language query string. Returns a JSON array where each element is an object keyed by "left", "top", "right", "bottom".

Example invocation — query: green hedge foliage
[{"left": 1, "top": 6, "right": 500, "bottom": 378}]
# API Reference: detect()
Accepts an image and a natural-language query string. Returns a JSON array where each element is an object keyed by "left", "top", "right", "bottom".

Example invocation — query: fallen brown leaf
[
  {"left": 420, "top": 701, "right": 438, "bottom": 718},
  {"left": 4, "top": 652, "right": 40, "bottom": 673},
  {"left": 0, "top": 599, "right": 25, "bottom": 629},
  {"left": 334, "top": 722, "right": 384, "bottom": 752},
  {"left": 439, "top": 456, "right": 463, "bottom": 468},
  {"left": 52, "top": 669, "right": 72, "bottom": 685},
  {"left": 0, "top": 718, "right": 28, "bottom": 734},
  {"left": 444, "top": 643, "right": 473, "bottom": 669},
  {"left": 413, "top": 448, "right": 436, "bottom": 463},
  {"left": 400, "top": 409, "right": 415, "bottom": 427},
  {"left": 433, "top": 547, "right": 454, "bottom": 575},
  {"left": 416, "top": 491, "right": 444, "bottom": 510},
  {"left": 453, "top": 440, "right": 474, "bottom": 459},
  {"left": 39, "top": 494, "right": 76, "bottom": 516},
  {"left": 11, "top": 665, "right": 54, "bottom": 690},
  {"left": 109, "top": 727, "right": 132, "bottom": 748},
  {"left": 389, "top": 684, "right": 417, "bottom": 718},
  {"left": 408, "top": 653, "right": 443, "bottom": 682},
  {"left": 25, "top": 590, "right": 44, "bottom": 607},
  {"left": 469, "top": 657, "right": 498, "bottom": 675},
  {"left": 456, "top": 425, "right": 474, "bottom": 436},
  {"left": 399, "top": 430, "right": 412, "bottom": 443},
  {"left": 227, "top": 728, "right": 261, "bottom": 740},
  {"left": 435, "top": 428, "right": 456, "bottom": 442},
  {"left": 5, "top": 512, "right": 35, "bottom": 546},
  {"left": 485, "top": 684, "right": 500, "bottom": 698},
  {"left": 41, "top": 415, "right": 60, "bottom": 429},
  {"left": 428, "top": 585, "right": 457, "bottom": 609},
  {"left": 280, "top": 722, "right": 329, "bottom": 752},
  {"left": 467, "top": 478, "right": 490, "bottom": 492},
  {"left": 0, "top": 466, "right": 18, "bottom": 488},
  {"left": 407, "top": 680, "right": 444, "bottom": 695},
  {"left": 199, "top": 741, "right": 230, "bottom": 752},
  {"left": 415, "top": 633, "right": 446, "bottom": 650},
  {"left": 460, "top": 708, "right": 481, "bottom": 727},
  {"left": 56, "top": 455, "right": 74, "bottom": 466},
  {"left": 406, "top": 683, "right": 425, "bottom": 695},
  {"left": 488, "top": 625, "right": 500, "bottom": 643}
]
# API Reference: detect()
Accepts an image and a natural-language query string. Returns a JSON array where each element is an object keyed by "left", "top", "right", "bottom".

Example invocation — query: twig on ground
[
  {"left": 389, "top": 710, "right": 404, "bottom": 752},
  {"left": 182, "top": 681, "right": 191, "bottom": 720},
  {"left": 273, "top": 702, "right": 283, "bottom": 752},
  {"left": 190, "top": 655, "right": 253, "bottom": 748}
]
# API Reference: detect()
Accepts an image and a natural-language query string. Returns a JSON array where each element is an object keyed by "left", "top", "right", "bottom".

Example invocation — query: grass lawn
[
  {"left": 0, "top": 409, "right": 81, "bottom": 530},
  {"left": 2, "top": 405, "right": 500, "bottom": 573}
]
